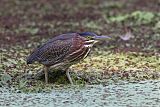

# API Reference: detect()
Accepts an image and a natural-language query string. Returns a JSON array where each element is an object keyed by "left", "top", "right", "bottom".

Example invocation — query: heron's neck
[{"left": 84, "top": 40, "right": 98, "bottom": 48}]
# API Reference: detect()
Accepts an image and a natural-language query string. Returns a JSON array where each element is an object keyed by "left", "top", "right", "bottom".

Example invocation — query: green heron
[{"left": 27, "top": 32, "right": 110, "bottom": 84}]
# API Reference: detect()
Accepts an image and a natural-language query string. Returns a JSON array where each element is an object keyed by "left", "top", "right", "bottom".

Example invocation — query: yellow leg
[
  {"left": 44, "top": 66, "right": 49, "bottom": 84},
  {"left": 66, "top": 69, "right": 73, "bottom": 85}
]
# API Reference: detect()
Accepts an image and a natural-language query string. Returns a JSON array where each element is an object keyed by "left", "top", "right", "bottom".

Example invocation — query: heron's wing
[
  {"left": 27, "top": 33, "right": 78, "bottom": 65},
  {"left": 37, "top": 39, "right": 72, "bottom": 65}
]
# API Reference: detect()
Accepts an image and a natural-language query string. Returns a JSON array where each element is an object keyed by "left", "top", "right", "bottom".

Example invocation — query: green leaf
[
  {"left": 26, "top": 28, "right": 39, "bottom": 35},
  {"left": 0, "top": 73, "right": 12, "bottom": 84},
  {"left": 109, "top": 14, "right": 129, "bottom": 22},
  {"left": 19, "top": 80, "right": 27, "bottom": 89},
  {"left": 131, "top": 11, "right": 154, "bottom": 24},
  {"left": 155, "top": 21, "right": 160, "bottom": 29}
]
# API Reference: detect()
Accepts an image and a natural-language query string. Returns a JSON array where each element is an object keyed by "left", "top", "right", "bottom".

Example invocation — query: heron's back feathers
[{"left": 26, "top": 33, "right": 77, "bottom": 65}]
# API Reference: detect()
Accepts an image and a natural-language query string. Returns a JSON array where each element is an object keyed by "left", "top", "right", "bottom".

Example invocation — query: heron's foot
[
  {"left": 33, "top": 68, "right": 74, "bottom": 84},
  {"left": 44, "top": 66, "right": 49, "bottom": 84},
  {"left": 66, "top": 70, "right": 73, "bottom": 85},
  {"left": 33, "top": 69, "right": 66, "bottom": 82}
]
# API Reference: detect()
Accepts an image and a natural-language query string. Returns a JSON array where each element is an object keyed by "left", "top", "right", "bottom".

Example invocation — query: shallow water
[{"left": 0, "top": 80, "right": 160, "bottom": 107}]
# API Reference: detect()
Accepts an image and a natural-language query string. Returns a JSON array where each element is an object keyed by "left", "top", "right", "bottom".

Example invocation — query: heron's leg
[
  {"left": 44, "top": 66, "right": 49, "bottom": 84},
  {"left": 66, "top": 69, "right": 73, "bottom": 85}
]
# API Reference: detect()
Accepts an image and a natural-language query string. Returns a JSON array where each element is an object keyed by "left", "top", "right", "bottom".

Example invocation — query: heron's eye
[{"left": 86, "top": 36, "right": 92, "bottom": 39}]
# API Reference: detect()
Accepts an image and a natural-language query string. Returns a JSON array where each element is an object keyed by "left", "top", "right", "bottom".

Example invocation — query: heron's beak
[{"left": 94, "top": 35, "right": 111, "bottom": 40}]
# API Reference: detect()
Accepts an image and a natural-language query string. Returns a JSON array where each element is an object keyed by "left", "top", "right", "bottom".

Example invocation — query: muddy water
[{"left": 0, "top": 80, "right": 159, "bottom": 107}]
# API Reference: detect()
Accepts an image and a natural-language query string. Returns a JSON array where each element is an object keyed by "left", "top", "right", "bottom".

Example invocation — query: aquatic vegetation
[
  {"left": 107, "top": 11, "right": 156, "bottom": 25},
  {"left": 0, "top": 80, "right": 159, "bottom": 106},
  {"left": 0, "top": 45, "right": 159, "bottom": 92},
  {"left": 0, "top": 0, "right": 159, "bottom": 92}
]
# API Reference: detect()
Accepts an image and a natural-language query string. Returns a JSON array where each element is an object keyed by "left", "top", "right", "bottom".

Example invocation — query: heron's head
[{"left": 78, "top": 32, "right": 111, "bottom": 47}]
